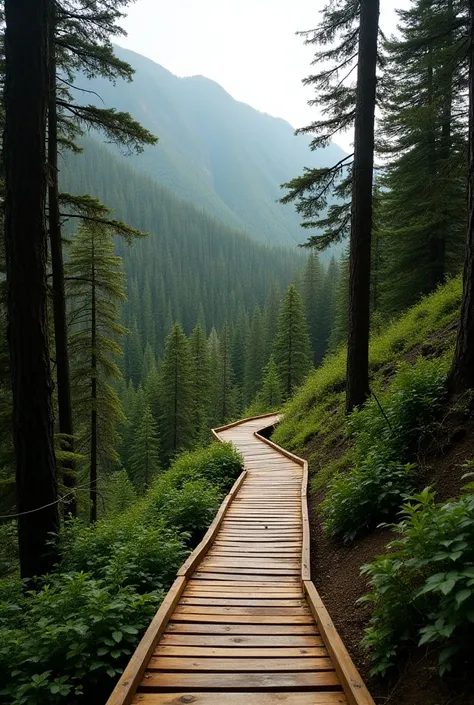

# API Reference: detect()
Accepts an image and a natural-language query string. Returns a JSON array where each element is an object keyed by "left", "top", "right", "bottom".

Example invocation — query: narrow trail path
[{"left": 108, "top": 413, "right": 374, "bottom": 705}]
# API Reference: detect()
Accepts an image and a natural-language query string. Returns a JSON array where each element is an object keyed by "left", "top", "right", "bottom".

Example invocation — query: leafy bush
[
  {"left": 0, "top": 522, "right": 18, "bottom": 578},
  {"left": 361, "top": 486, "right": 474, "bottom": 676},
  {"left": 321, "top": 358, "right": 447, "bottom": 541},
  {"left": 102, "top": 470, "right": 137, "bottom": 518},
  {"left": 158, "top": 480, "right": 221, "bottom": 544},
  {"left": 0, "top": 440, "right": 243, "bottom": 704},
  {"left": 141, "top": 442, "right": 242, "bottom": 544},
  {"left": 164, "top": 443, "right": 243, "bottom": 492},
  {"left": 59, "top": 516, "right": 186, "bottom": 592},
  {"left": 0, "top": 572, "right": 161, "bottom": 705}
]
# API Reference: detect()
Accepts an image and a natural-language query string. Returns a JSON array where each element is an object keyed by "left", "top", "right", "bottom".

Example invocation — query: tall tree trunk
[
  {"left": 346, "top": 0, "right": 379, "bottom": 414},
  {"left": 4, "top": 0, "right": 59, "bottom": 578},
  {"left": 448, "top": 0, "right": 474, "bottom": 396},
  {"left": 90, "top": 252, "right": 97, "bottom": 522},
  {"left": 48, "top": 1, "right": 77, "bottom": 517}
]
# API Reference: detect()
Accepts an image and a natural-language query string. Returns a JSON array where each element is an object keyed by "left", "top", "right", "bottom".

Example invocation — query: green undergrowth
[
  {"left": 321, "top": 357, "right": 448, "bottom": 540},
  {"left": 361, "top": 484, "right": 474, "bottom": 677},
  {"left": 273, "top": 276, "right": 461, "bottom": 477},
  {"left": 0, "top": 442, "right": 243, "bottom": 705}
]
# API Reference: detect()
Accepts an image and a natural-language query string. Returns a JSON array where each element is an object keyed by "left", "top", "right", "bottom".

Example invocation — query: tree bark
[
  {"left": 48, "top": 0, "right": 77, "bottom": 517},
  {"left": 4, "top": 0, "right": 60, "bottom": 578},
  {"left": 447, "top": 0, "right": 474, "bottom": 396},
  {"left": 346, "top": 0, "right": 379, "bottom": 414}
]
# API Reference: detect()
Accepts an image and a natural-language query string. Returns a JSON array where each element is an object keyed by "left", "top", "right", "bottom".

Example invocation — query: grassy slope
[
  {"left": 273, "top": 276, "right": 469, "bottom": 705},
  {"left": 274, "top": 276, "right": 462, "bottom": 492}
]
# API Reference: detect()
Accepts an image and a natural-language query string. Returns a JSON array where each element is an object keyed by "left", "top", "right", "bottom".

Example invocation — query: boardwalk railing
[{"left": 106, "top": 412, "right": 375, "bottom": 705}]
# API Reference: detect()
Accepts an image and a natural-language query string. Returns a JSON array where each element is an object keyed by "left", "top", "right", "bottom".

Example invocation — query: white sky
[{"left": 119, "top": 1, "right": 412, "bottom": 151}]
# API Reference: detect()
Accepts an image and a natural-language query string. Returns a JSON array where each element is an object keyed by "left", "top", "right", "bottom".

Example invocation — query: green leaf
[
  {"left": 455, "top": 589, "right": 471, "bottom": 605},
  {"left": 112, "top": 630, "right": 123, "bottom": 643}
]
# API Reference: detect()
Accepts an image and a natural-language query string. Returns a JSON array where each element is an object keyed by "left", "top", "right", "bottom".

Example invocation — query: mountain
[
  {"left": 75, "top": 45, "right": 347, "bottom": 247},
  {"left": 61, "top": 137, "right": 304, "bottom": 366}
]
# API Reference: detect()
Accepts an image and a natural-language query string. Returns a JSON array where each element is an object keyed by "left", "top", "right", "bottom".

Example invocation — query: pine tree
[
  {"left": 378, "top": 0, "right": 468, "bottom": 316},
  {"left": 448, "top": 0, "right": 474, "bottom": 396},
  {"left": 329, "top": 251, "right": 349, "bottom": 352},
  {"left": 129, "top": 404, "right": 160, "bottom": 490},
  {"left": 189, "top": 324, "right": 211, "bottom": 444},
  {"left": 302, "top": 250, "right": 323, "bottom": 364},
  {"left": 263, "top": 283, "right": 281, "bottom": 359},
  {"left": 141, "top": 343, "right": 156, "bottom": 385},
  {"left": 4, "top": 0, "right": 60, "bottom": 578},
  {"left": 281, "top": 0, "right": 364, "bottom": 248},
  {"left": 231, "top": 307, "right": 249, "bottom": 389},
  {"left": 346, "top": 0, "right": 380, "bottom": 413},
  {"left": 217, "top": 324, "right": 235, "bottom": 424},
  {"left": 244, "top": 305, "right": 266, "bottom": 403},
  {"left": 159, "top": 323, "right": 193, "bottom": 462},
  {"left": 253, "top": 355, "right": 283, "bottom": 412},
  {"left": 273, "top": 285, "right": 312, "bottom": 399},
  {"left": 67, "top": 221, "right": 127, "bottom": 522},
  {"left": 47, "top": 0, "right": 156, "bottom": 516}
]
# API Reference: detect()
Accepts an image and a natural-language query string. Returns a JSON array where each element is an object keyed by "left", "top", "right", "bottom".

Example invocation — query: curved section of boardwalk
[{"left": 108, "top": 413, "right": 374, "bottom": 705}]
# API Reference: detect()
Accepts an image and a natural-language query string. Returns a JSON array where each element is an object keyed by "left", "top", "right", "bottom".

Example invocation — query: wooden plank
[
  {"left": 188, "top": 579, "right": 300, "bottom": 587},
  {"left": 192, "top": 572, "right": 299, "bottom": 581},
  {"left": 201, "top": 557, "right": 300, "bottom": 567},
  {"left": 304, "top": 581, "right": 375, "bottom": 705},
  {"left": 177, "top": 470, "right": 247, "bottom": 577},
  {"left": 196, "top": 567, "right": 300, "bottom": 576},
  {"left": 133, "top": 692, "right": 348, "bottom": 704},
  {"left": 105, "top": 576, "right": 187, "bottom": 705},
  {"left": 187, "top": 579, "right": 300, "bottom": 588},
  {"left": 179, "top": 598, "right": 304, "bottom": 607},
  {"left": 173, "top": 604, "right": 310, "bottom": 619},
  {"left": 159, "top": 634, "right": 323, "bottom": 647},
  {"left": 139, "top": 671, "right": 340, "bottom": 690},
  {"left": 184, "top": 589, "right": 303, "bottom": 596},
  {"left": 170, "top": 614, "right": 314, "bottom": 624},
  {"left": 154, "top": 646, "right": 327, "bottom": 657},
  {"left": 147, "top": 656, "right": 333, "bottom": 671},
  {"left": 165, "top": 622, "right": 317, "bottom": 635}
]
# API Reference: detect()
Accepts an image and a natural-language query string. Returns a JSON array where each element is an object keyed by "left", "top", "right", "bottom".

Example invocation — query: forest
[{"left": 2, "top": 0, "right": 474, "bottom": 704}]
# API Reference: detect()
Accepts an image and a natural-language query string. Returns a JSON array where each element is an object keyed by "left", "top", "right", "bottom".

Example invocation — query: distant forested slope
[
  {"left": 73, "top": 45, "right": 346, "bottom": 247},
  {"left": 61, "top": 137, "right": 304, "bottom": 358}
]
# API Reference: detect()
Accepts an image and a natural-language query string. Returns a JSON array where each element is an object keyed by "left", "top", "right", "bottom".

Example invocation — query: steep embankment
[{"left": 274, "top": 277, "right": 474, "bottom": 705}]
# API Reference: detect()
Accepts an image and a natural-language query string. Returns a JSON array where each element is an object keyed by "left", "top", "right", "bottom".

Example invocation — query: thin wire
[
  {"left": 370, "top": 387, "right": 393, "bottom": 431},
  {"left": 0, "top": 484, "right": 96, "bottom": 520}
]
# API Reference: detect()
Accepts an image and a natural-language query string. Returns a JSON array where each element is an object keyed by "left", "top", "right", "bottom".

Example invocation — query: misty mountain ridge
[{"left": 77, "top": 44, "right": 346, "bottom": 249}]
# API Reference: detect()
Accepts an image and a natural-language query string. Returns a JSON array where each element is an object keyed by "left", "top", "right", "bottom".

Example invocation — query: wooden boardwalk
[{"left": 107, "top": 413, "right": 374, "bottom": 705}]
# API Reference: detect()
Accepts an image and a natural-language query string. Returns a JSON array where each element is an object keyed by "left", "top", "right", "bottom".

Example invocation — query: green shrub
[
  {"left": 0, "top": 440, "right": 243, "bottom": 704},
  {"left": 0, "top": 572, "right": 161, "bottom": 705},
  {"left": 361, "top": 486, "right": 474, "bottom": 676},
  {"left": 165, "top": 443, "right": 243, "bottom": 492},
  {"left": 158, "top": 480, "right": 221, "bottom": 544},
  {"left": 102, "top": 470, "right": 137, "bottom": 518},
  {"left": 59, "top": 516, "right": 186, "bottom": 591},
  {"left": 322, "top": 358, "right": 447, "bottom": 541},
  {"left": 0, "top": 522, "right": 18, "bottom": 578}
]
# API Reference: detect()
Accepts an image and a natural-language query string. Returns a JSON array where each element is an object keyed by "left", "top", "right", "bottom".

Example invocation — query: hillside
[
  {"left": 74, "top": 45, "right": 347, "bottom": 247},
  {"left": 61, "top": 137, "right": 304, "bottom": 361},
  {"left": 273, "top": 278, "right": 473, "bottom": 705}
]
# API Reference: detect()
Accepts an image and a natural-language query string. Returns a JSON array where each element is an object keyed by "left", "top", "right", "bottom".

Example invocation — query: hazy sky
[{"left": 119, "top": 1, "right": 412, "bottom": 150}]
